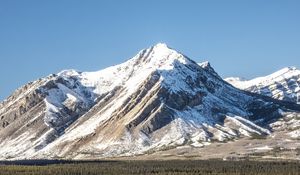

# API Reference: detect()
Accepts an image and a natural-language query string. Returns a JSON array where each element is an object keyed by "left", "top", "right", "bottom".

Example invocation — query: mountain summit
[{"left": 0, "top": 44, "right": 300, "bottom": 160}]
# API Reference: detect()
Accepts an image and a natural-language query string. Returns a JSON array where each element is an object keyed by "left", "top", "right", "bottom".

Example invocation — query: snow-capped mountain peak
[
  {"left": 75, "top": 43, "right": 191, "bottom": 95},
  {"left": 57, "top": 69, "right": 81, "bottom": 77},
  {"left": 198, "top": 61, "right": 210, "bottom": 68},
  {"left": 152, "top": 42, "right": 169, "bottom": 50},
  {"left": 1, "top": 44, "right": 300, "bottom": 160},
  {"left": 135, "top": 43, "right": 188, "bottom": 66},
  {"left": 198, "top": 61, "right": 222, "bottom": 79},
  {"left": 225, "top": 66, "right": 300, "bottom": 103}
]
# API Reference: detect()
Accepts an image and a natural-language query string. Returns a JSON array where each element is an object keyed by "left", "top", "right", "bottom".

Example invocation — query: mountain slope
[
  {"left": 0, "top": 44, "right": 300, "bottom": 160},
  {"left": 225, "top": 67, "right": 300, "bottom": 103}
]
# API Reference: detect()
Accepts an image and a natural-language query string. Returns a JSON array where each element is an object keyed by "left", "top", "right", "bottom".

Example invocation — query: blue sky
[{"left": 1, "top": 0, "right": 300, "bottom": 100}]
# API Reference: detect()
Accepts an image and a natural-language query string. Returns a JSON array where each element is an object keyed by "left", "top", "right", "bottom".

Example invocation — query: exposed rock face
[
  {"left": 0, "top": 73, "right": 96, "bottom": 158},
  {"left": 225, "top": 67, "right": 300, "bottom": 103},
  {"left": 0, "top": 43, "right": 300, "bottom": 160}
]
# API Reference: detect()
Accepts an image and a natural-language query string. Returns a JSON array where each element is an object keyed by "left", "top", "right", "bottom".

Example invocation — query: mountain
[
  {"left": 225, "top": 67, "right": 300, "bottom": 104},
  {"left": 0, "top": 43, "right": 300, "bottom": 160}
]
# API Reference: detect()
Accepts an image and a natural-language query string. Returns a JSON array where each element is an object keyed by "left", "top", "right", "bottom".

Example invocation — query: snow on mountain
[
  {"left": 0, "top": 43, "right": 300, "bottom": 160},
  {"left": 198, "top": 61, "right": 222, "bottom": 79},
  {"left": 225, "top": 67, "right": 300, "bottom": 103},
  {"left": 224, "top": 77, "right": 247, "bottom": 87}
]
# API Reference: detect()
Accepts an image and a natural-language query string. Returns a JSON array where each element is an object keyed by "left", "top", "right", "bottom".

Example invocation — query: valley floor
[
  {"left": 121, "top": 135, "right": 300, "bottom": 161},
  {"left": 0, "top": 159, "right": 299, "bottom": 175}
]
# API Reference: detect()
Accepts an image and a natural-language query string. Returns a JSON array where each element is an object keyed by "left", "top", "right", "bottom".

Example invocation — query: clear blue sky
[{"left": 1, "top": 0, "right": 300, "bottom": 101}]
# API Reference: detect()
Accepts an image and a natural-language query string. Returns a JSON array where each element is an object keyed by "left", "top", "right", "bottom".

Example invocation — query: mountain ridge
[
  {"left": 225, "top": 66, "right": 300, "bottom": 103},
  {"left": 0, "top": 43, "right": 299, "bottom": 160}
]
